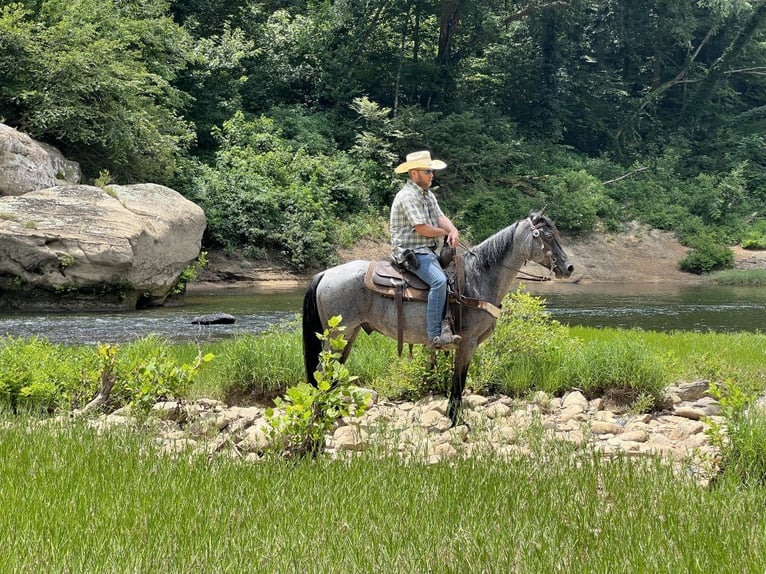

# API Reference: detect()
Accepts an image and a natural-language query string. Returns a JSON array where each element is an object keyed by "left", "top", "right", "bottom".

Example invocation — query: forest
[{"left": 1, "top": 0, "right": 765, "bottom": 272}]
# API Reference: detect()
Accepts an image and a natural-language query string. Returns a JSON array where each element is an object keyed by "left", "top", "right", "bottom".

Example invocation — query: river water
[{"left": 0, "top": 282, "right": 764, "bottom": 345}]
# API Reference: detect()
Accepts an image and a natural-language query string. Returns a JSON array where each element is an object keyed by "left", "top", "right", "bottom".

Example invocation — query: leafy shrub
[
  {"left": 377, "top": 347, "right": 454, "bottom": 401},
  {"left": 471, "top": 287, "right": 577, "bottom": 396},
  {"left": 740, "top": 220, "right": 766, "bottom": 250},
  {"left": 266, "top": 316, "right": 371, "bottom": 457},
  {"left": 544, "top": 170, "right": 613, "bottom": 234},
  {"left": 0, "top": 336, "right": 97, "bottom": 414},
  {"left": 679, "top": 235, "right": 734, "bottom": 274}
]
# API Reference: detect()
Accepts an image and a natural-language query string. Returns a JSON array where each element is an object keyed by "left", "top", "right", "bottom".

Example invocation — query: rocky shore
[{"left": 86, "top": 379, "right": 723, "bottom": 486}]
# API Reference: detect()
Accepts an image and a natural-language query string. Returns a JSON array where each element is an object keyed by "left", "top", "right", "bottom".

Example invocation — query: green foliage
[
  {"left": 740, "top": 220, "right": 766, "bottom": 250},
  {"left": 574, "top": 336, "right": 669, "bottom": 405},
  {"left": 0, "top": 0, "right": 196, "bottom": 181},
  {"left": 210, "top": 326, "right": 303, "bottom": 404},
  {"left": 543, "top": 170, "right": 615, "bottom": 234},
  {"left": 118, "top": 344, "right": 214, "bottom": 414},
  {"left": 679, "top": 235, "right": 735, "bottom": 274},
  {"left": 378, "top": 347, "right": 454, "bottom": 401},
  {"left": 471, "top": 286, "right": 577, "bottom": 396},
  {"left": 192, "top": 111, "right": 374, "bottom": 270},
  {"left": 171, "top": 251, "right": 208, "bottom": 295},
  {"left": 0, "top": 336, "right": 95, "bottom": 414},
  {"left": 706, "top": 379, "right": 766, "bottom": 487},
  {"left": 265, "top": 316, "right": 371, "bottom": 457},
  {"left": 0, "top": 336, "right": 213, "bottom": 415}
]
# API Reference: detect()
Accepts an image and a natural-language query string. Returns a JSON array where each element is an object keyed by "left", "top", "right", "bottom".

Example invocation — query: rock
[
  {"left": 191, "top": 313, "right": 236, "bottom": 325},
  {"left": 665, "top": 380, "right": 711, "bottom": 402},
  {"left": 0, "top": 183, "right": 205, "bottom": 310},
  {"left": 0, "top": 124, "right": 80, "bottom": 196}
]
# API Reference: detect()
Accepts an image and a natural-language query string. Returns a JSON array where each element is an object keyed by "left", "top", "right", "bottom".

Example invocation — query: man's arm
[{"left": 411, "top": 216, "right": 458, "bottom": 246}]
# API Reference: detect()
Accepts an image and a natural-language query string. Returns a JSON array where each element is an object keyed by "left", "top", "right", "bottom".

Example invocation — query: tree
[{"left": 0, "top": 0, "right": 196, "bottom": 182}]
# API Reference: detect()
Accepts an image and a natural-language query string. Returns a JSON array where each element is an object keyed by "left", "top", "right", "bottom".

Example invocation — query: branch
[
  {"left": 727, "top": 67, "right": 766, "bottom": 76},
  {"left": 602, "top": 166, "right": 648, "bottom": 186},
  {"left": 73, "top": 351, "right": 118, "bottom": 416}
]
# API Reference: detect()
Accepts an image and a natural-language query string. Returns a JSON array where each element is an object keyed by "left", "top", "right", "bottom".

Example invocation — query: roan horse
[{"left": 302, "top": 210, "right": 574, "bottom": 424}]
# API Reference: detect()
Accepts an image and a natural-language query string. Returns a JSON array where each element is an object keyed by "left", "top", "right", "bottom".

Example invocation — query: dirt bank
[{"left": 189, "top": 222, "right": 766, "bottom": 291}]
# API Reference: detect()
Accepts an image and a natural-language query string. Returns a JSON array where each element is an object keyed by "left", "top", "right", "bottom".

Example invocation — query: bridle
[{"left": 459, "top": 216, "right": 560, "bottom": 282}]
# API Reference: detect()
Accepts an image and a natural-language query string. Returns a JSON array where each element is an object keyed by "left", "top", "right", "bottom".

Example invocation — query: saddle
[
  {"left": 364, "top": 255, "right": 502, "bottom": 356},
  {"left": 364, "top": 257, "right": 464, "bottom": 356}
]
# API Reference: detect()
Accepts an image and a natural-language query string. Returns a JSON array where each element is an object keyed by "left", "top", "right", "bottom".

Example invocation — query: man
[{"left": 390, "top": 150, "right": 462, "bottom": 350}]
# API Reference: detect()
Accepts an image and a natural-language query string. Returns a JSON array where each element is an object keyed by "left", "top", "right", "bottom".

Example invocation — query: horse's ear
[{"left": 528, "top": 206, "right": 546, "bottom": 223}]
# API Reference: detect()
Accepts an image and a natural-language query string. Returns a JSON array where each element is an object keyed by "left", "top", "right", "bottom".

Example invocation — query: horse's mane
[{"left": 469, "top": 221, "right": 519, "bottom": 271}]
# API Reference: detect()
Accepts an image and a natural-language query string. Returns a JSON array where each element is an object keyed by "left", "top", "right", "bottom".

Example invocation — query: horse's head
[{"left": 525, "top": 210, "right": 574, "bottom": 279}]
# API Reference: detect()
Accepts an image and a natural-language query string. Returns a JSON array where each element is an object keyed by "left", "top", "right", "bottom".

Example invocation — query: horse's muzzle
[{"left": 554, "top": 262, "right": 574, "bottom": 279}]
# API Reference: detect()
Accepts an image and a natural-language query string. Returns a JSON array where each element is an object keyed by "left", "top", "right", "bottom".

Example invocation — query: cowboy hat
[{"left": 394, "top": 150, "right": 447, "bottom": 174}]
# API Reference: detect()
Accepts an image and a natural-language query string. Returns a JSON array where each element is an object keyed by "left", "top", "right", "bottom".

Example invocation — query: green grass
[
  {"left": 707, "top": 269, "right": 766, "bottom": 286},
  {"left": 1, "top": 420, "right": 765, "bottom": 573}
]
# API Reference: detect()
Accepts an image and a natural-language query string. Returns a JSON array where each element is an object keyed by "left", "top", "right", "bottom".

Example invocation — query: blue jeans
[{"left": 412, "top": 251, "right": 447, "bottom": 340}]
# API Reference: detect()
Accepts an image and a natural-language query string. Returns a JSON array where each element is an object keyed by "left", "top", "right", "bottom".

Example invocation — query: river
[{"left": 0, "top": 282, "right": 764, "bottom": 345}]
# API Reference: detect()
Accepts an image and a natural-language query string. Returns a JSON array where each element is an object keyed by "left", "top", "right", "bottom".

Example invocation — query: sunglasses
[{"left": 416, "top": 169, "right": 434, "bottom": 175}]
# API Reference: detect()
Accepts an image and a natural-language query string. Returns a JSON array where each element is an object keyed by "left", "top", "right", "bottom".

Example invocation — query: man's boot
[{"left": 429, "top": 319, "right": 462, "bottom": 351}]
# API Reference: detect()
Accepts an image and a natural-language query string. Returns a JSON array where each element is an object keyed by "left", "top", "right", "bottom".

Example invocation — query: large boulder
[
  {"left": 0, "top": 124, "right": 81, "bottom": 195},
  {"left": 0, "top": 183, "right": 206, "bottom": 310}
]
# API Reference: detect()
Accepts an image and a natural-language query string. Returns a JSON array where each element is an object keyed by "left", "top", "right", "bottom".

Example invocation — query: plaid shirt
[{"left": 390, "top": 179, "right": 445, "bottom": 263}]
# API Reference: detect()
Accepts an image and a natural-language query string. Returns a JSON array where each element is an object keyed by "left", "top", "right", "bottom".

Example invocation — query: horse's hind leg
[{"left": 339, "top": 326, "right": 360, "bottom": 364}]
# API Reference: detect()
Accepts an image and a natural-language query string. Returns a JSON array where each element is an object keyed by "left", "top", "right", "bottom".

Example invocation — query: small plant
[
  {"left": 123, "top": 348, "right": 214, "bottom": 414},
  {"left": 265, "top": 315, "right": 371, "bottom": 457},
  {"left": 172, "top": 251, "right": 208, "bottom": 295},
  {"left": 57, "top": 253, "right": 75, "bottom": 270},
  {"left": 627, "top": 391, "right": 655, "bottom": 415},
  {"left": 705, "top": 378, "right": 766, "bottom": 486}
]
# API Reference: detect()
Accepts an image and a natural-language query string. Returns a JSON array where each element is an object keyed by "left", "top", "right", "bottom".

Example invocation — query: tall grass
[
  {"left": 707, "top": 269, "right": 766, "bottom": 286},
  {"left": 1, "top": 419, "right": 765, "bottom": 573}
]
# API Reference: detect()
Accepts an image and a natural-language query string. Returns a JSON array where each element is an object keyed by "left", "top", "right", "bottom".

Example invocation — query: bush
[
  {"left": 679, "top": 236, "right": 735, "bottom": 274},
  {"left": 471, "top": 287, "right": 577, "bottom": 396},
  {"left": 265, "top": 315, "right": 371, "bottom": 457},
  {"left": 0, "top": 336, "right": 97, "bottom": 414}
]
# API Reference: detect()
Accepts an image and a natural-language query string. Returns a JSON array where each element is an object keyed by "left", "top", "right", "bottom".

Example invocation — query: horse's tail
[{"left": 302, "top": 271, "right": 325, "bottom": 385}]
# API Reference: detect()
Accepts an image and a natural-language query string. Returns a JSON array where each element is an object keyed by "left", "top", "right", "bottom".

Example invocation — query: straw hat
[{"left": 394, "top": 150, "right": 447, "bottom": 174}]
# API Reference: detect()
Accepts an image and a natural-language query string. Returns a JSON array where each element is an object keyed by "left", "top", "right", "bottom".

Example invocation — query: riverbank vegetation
[
  {"left": 2, "top": 291, "right": 766, "bottom": 569},
  {"left": 2, "top": 290, "right": 765, "bottom": 481},
  {"left": 3, "top": 2, "right": 766, "bottom": 274}
]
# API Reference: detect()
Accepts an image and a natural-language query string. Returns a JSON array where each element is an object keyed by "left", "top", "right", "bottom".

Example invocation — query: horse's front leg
[{"left": 447, "top": 346, "right": 472, "bottom": 426}]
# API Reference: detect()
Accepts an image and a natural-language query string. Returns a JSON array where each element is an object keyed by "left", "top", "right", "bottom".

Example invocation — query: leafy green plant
[
  {"left": 472, "top": 286, "right": 577, "bottom": 395},
  {"left": 105, "top": 339, "right": 214, "bottom": 414},
  {"left": 706, "top": 378, "right": 766, "bottom": 486},
  {"left": 171, "top": 251, "right": 208, "bottom": 295},
  {"left": 679, "top": 234, "right": 734, "bottom": 274},
  {"left": 265, "top": 315, "right": 371, "bottom": 457},
  {"left": 0, "top": 336, "right": 96, "bottom": 414},
  {"left": 378, "top": 346, "right": 454, "bottom": 401}
]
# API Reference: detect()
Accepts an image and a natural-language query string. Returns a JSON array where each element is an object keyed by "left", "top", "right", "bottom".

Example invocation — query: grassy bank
[
  {"left": 1, "top": 420, "right": 765, "bottom": 573},
  {"left": 707, "top": 268, "right": 766, "bottom": 286}
]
